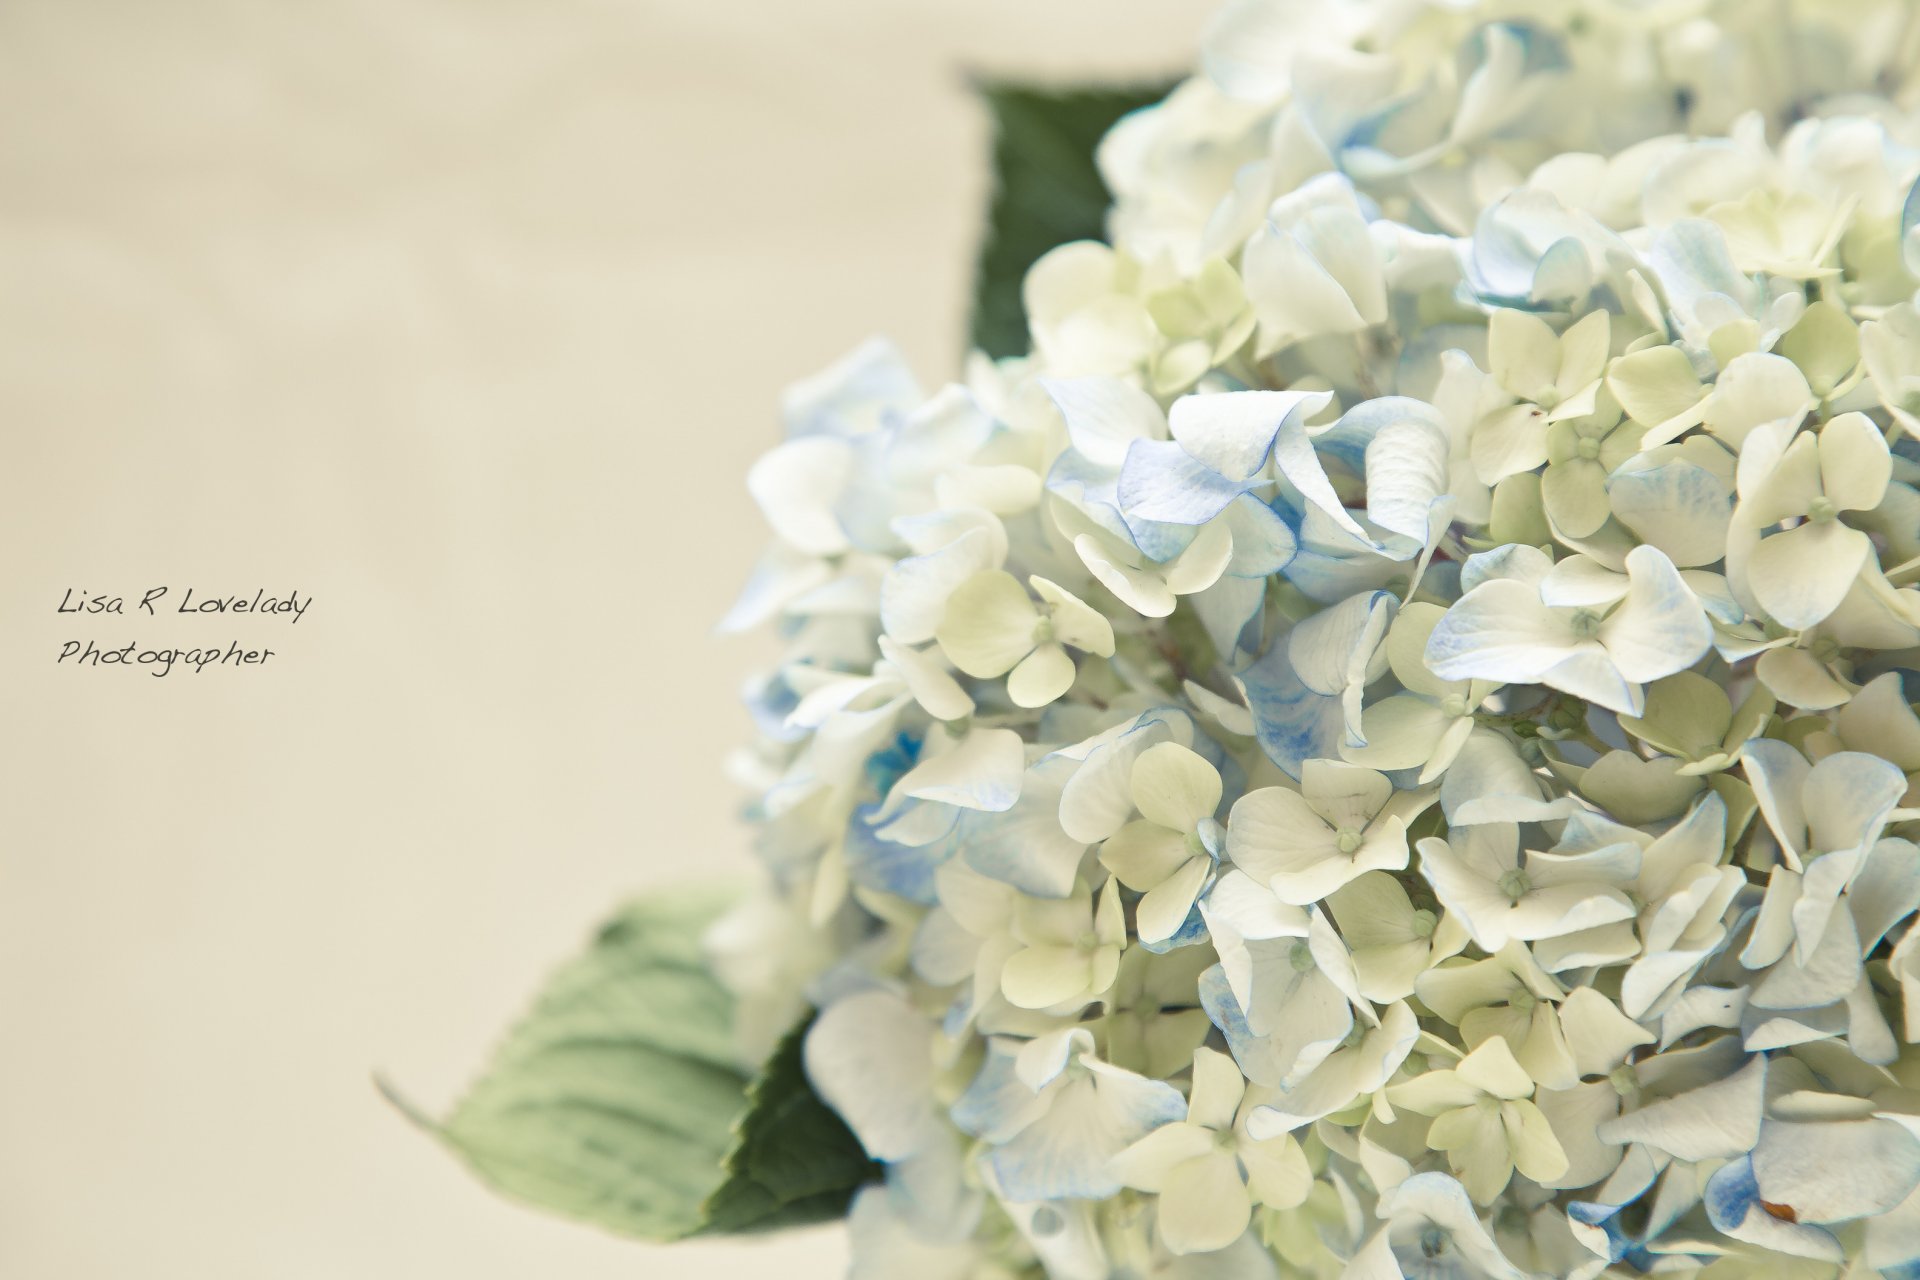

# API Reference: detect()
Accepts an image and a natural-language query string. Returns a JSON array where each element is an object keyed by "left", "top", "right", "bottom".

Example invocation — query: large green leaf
[
  {"left": 385, "top": 886, "right": 878, "bottom": 1240},
  {"left": 968, "top": 80, "right": 1177, "bottom": 360}
]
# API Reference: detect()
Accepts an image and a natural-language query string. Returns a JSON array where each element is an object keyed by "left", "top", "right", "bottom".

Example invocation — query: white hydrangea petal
[
  {"left": 1802, "top": 750, "right": 1907, "bottom": 859},
  {"left": 1608, "top": 456, "right": 1734, "bottom": 568},
  {"left": 1119, "top": 438, "right": 1255, "bottom": 525},
  {"left": 1044, "top": 376, "right": 1167, "bottom": 469},
  {"left": 805, "top": 990, "right": 938, "bottom": 1161},
  {"left": 1503, "top": 1099, "right": 1569, "bottom": 1185},
  {"left": 1364, "top": 413, "right": 1453, "bottom": 542},
  {"left": 881, "top": 525, "right": 1004, "bottom": 644},
  {"left": 748, "top": 436, "right": 853, "bottom": 554},
  {"left": 1379, "top": 1173, "right": 1526, "bottom": 1278},
  {"left": 1428, "top": 579, "right": 1580, "bottom": 687},
  {"left": 1301, "top": 758, "right": 1392, "bottom": 832},
  {"left": 1596, "top": 1054, "right": 1765, "bottom": 1161},
  {"left": 1753, "top": 1119, "right": 1920, "bottom": 1226},
  {"left": 1538, "top": 555, "right": 1630, "bottom": 609},
  {"left": 1168, "top": 388, "right": 1334, "bottom": 482},
  {"left": 1703, "top": 353, "right": 1815, "bottom": 447},
  {"left": 892, "top": 728, "right": 1026, "bottom": 813},
  {"left": 1597, "top": 545, "right": 1711, "bottom": 683},
  {"left": 1059, "top": 713, "right": 1186, "bottom": 844},
  {"left": 1439, "top": 731, "right": 1583, "bottom": 826},
  {"left": 1749, "top": 521, "right": 1872, "bottom": 630}
]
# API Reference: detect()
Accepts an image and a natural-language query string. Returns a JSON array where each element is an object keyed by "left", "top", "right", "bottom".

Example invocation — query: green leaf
[
  {"left": 383, "top": 885, "right": 878, "bottom": 1241},
  {"left": 969, "top": 80, "right": 1176, "bottom": 360},
  {"left": 699, "top": 1014, "right": 881, "bottom": 1235}
]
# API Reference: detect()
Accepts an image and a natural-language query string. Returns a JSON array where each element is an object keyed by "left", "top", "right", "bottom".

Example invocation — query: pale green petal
[
  {"left": 1226, "top": 786, "right": 1341, "bottom": 895},
  {"left": 1754, "top": 646, "right": 1853, "bottom": 710},
  {"left": 1541, "top": 457, "right": 1610, "bottom": 539},
  {"left": 1579, "top": 751, "right": 1705, "bottom": 825},
  {"left": 1430, "top": 1106, "right": 1515, "bottom": 1205},
  {"left": 1001, "top": 944, "right": 1094, "bottom": 1009},
  {"left": 936, "top": 570, "right": 1038, "bottom": 676},
  {"left": 1109, "top": 1122, "right": 1215, "bottom": 1193},
  {"left": 1419, "top": 958, "right": 1523, "bottom": 1024},
  {"left": 1608, "top": 344, "right": 1705, "bottom": 435},
  {"left": 1739, "top": 427, "right": 1820, "bottom": 524},
  {"left": 1165, "top": 517, "right": 1235, "bottom": 596},
  {"left": 1472, "top": 402, "right": 1552, "bottom": 484},
  {"left": 1553, "top": 310, "right": 1611, "bottom": 402},
  {"left": 1131, "top": 742, "right": 1223, "bottom": 832},
  {"left": 1817, "top": 411, "right": 1891, "bottom": 514},
  {"left": 1187, "top": 1046, "right": 1246, "bottom": 1132},
  {"left": 1489, "top": 308, "right": 1561, "bottom": 402},
  {"left": 1032, "top": 575, "right": 1116, "bottom": 656},
  {"left": 1239, "top": 1135, "right": 1312, "bottom": 1210},
  {"left": 1384, "top": 601, "right": 1458, "bottom": 697},
  {"left": 1389, "top": 1069, "right": 1481, "bottom": 1115},
  {"left": 1502, "top": 1099, "right": 1570, "bottom": 1185},
  {"left": 1007, "top": 642, "right": 1076, "bottom": 708},
  {"left": 1101, "top": 820, "right": 1195, "bottom": 892},
  {"left": 1136, "top": 856, "right": 1210, "bottom": 945},
  {"left": 1456, "top": 1035, "right": 1534, "bottom": 1101},
  {"left": 1778, "top": 299, "right": 1860, "bottom": 398},
  {"left": 1488, "top": 470, "right": 1553, "bottom": 545},
  {"left": 1345, "top": 696, "right": 1456, "bottom": 772},
  {"left": 1325, "top": 871, "right": 1417, "bottom": 948},
  {"left": 1619, "top": 670, "right": 1733, "bottom": 760},
  {"left": 1158, "top": 1152, "right": 1254, "bottom": 1254},
  {"left": 1558, "top": 987, "right": 1655, "bottom": 1078}
]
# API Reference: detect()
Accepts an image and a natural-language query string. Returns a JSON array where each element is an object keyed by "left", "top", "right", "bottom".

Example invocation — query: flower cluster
[{"left": 717, "top": 2, "right": 1920, "bottom": 1276}]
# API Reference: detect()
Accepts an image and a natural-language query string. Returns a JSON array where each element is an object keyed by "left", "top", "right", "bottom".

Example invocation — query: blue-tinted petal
[
  {"left": 1119, "top": 439, "right": 1253, "bottom": 526},
  {"left": 845, "top": 801, "right": 952, "bottom": 906}
]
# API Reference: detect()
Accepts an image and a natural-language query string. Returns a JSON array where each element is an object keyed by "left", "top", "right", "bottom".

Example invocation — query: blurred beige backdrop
[{"left": 0, "top": 1, "right": 1197, "bottom": 1276}]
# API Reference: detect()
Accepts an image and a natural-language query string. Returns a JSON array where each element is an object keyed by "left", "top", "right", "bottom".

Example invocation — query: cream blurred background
[{"left": 0, "top": 2, "right": 1198, "bottom": 1276}]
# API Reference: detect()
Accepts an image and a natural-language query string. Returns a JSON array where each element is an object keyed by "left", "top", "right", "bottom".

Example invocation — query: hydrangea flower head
[{"left": 715, "top": 2, "right": 1920, "bottom": 1274}]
